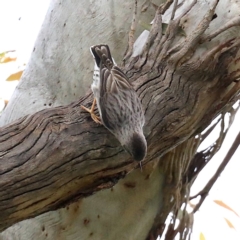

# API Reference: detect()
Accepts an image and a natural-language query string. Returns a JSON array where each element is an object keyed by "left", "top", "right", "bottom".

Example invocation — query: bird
[{"left": 81, "top": 44, "right": 147, "bottom": 162}]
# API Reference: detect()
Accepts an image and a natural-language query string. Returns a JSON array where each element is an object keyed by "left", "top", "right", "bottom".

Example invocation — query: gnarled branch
[{"left": 0, "top": 0, "right": 240, "bottom": 234}]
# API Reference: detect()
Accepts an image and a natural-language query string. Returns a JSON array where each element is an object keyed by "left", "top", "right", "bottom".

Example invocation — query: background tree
[{"left": 0, "top": 0, "right": 239, "bottom": 239}]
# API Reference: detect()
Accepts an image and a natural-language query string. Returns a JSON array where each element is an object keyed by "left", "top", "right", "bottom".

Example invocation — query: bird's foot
[{"left": 81, "top": 98, "right": 102, "bottom": 124}]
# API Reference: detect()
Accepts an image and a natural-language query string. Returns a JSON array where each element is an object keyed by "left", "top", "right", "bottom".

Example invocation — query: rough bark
[{"left": 0, "top": 0, "right": 240, "bottom": 239}]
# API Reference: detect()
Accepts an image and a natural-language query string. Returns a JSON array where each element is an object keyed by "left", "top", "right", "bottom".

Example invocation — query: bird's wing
[
  {"left": 90, "top": 45, "right": 144, "bottom": 131},
  {"left": 90, "top": 44, "right": 132, "bottom": 94},
  {"left": 100, "top": 65, "right": 132, "bottom": 96}
]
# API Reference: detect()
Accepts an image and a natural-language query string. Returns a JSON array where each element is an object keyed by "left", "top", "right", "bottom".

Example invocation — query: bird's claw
[
  {"left": 81, "top": 99, "right": 102, "bottom": 124},
  {"left": 91, "top": 114, "right": 102, "bottom": 124}
]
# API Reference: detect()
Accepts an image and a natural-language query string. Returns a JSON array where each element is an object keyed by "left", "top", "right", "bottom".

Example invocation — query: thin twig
[
  {"left": 191, "top": 131, "right": 240, "bottom": 213},
  {"left": 143, "top": 6, "right": 162, "bottom": 54},
  {"left": 199, "top": 38, "right": 240, "bottom": 70},
  {"left": 201, "top": 16, "right": 240, "bottom": 43},
  {"left": 170, "top": 0, "right": 178, "bottom": 20},
  {"left": 161, "top": 0, "right": 174, "bottom": 15},
  {"left": 176, "top": 0, "right": 197, "bottom": 20},
  {"left": 123, "top": 0, "right": 138, "bottom": 61},
  {"left": 155, "top": 0, "right": 197, "bottom": 64},
  {"left": 169, "top": 0, "right": 219, "bottom": 64}
]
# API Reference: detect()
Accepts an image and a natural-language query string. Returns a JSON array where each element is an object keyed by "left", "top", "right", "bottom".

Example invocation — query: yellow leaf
[
  {"left": 0, "top": 56, "right": 17, "bottom": 63},
  {"left": 224, "top": 217, "right": 235, "bottom": 229},
  {"left": 6, "top": 70, "right": 23, "bottom": 81},
  {"left": 214, "top": 200, "right": 240, "bottom": 217},
  {"left": 199, "top": 232, "right": 206, "bottom": 240}
]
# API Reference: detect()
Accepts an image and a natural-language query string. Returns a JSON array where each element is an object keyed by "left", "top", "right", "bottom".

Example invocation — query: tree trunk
[{"left": 0, "top": 0, "right": 240, "bottom": 239}]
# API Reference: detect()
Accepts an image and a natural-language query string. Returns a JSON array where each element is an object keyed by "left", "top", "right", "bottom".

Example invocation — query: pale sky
[
  {"left": 0, "top": 1, "right": 239, "bottom": 239},
  {"left": 0, "top": 0, "right": 50, "bottom": 101}
]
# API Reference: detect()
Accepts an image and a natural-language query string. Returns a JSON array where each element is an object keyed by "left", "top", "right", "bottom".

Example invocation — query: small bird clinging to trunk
[{"left": 81, "top": 44, "right": 147, "bottom": 162}]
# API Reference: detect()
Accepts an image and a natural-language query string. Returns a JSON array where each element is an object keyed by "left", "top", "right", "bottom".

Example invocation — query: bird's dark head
[{"left": 124, "top": 132, "right": 147, "bottom": 161}]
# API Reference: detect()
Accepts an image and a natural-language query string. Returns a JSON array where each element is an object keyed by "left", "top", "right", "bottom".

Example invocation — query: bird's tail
[{"left": 90, "top": 44, "right": 115, "bottom": 70}]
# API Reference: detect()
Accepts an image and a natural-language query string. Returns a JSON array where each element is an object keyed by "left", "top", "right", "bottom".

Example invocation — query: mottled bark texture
[{"left": 0, "top": 0, "right": 240, "bottom": 239}]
